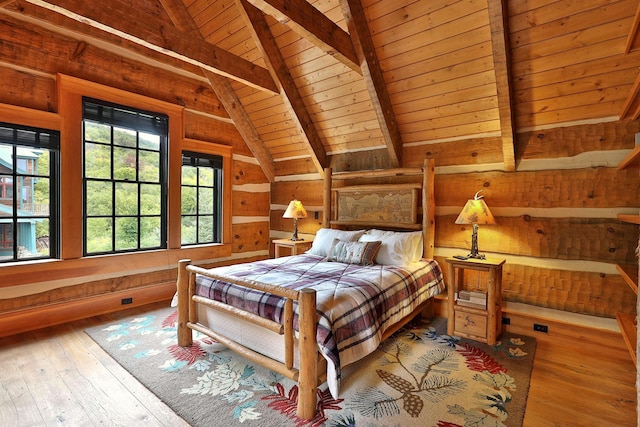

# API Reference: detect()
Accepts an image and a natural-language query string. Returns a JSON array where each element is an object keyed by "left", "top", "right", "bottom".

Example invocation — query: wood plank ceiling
[{"left": 3, "top": 0, "right": 640, "bottom": 181}]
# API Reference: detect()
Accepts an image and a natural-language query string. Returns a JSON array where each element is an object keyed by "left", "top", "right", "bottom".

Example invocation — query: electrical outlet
[
  {"left": 533, "top": 323, "right": 548, "bottom": 333},
  {"left": 502, "top": 317, "right": 510, "bottom": 325},
  {"left": 121, "top": 297, "right": 133, "bottom": 305}
]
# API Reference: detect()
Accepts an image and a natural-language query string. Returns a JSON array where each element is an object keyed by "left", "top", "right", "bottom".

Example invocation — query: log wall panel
[
  {"left": 0, "top": 13, "right": 225, "bottom": 115},
  {"left": 435, "top": 168, "right": 640, "bottom": 209},
  {"left": 232, "top": 159, "right": 268, "bottom": 185},
  {"left": 231, "top": 221, "right": 270, "bottom": 253},
  {"left": 0, "top": 67, "right": 56, "bottom": 112},
  {"left": 516, "top": 120, "right": 640, "bottom": 159},
  {"left": 403, "top": 137, "right": 504, "bottom": 168},
  {"left": 437, "top": 215, "right": 638, "bottom": 264},
  {"left": 233, "top": 191, "right": 270, "bottom": 217}
]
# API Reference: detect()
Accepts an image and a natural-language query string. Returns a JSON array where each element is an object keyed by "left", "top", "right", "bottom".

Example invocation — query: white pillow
[
  {"left": 307, "top": 228, "right": 366, "bottom": 257},
  {"left": 359, "top": 229, "right": 423, "bottom": 265}
]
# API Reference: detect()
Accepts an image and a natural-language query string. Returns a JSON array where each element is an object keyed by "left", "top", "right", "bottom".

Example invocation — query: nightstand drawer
[{"left": 454, "top": 310, "right": 487, "bottom": 338}]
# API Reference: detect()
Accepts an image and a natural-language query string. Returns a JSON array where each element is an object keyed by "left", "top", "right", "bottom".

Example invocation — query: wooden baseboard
[{"left": 0, "top": 282, "right": 176, "bottom": 338}]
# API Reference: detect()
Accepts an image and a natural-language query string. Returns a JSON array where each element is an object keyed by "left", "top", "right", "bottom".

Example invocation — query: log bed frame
[{"left": 176, "top": 158, "right": 436, "bottom": 420}]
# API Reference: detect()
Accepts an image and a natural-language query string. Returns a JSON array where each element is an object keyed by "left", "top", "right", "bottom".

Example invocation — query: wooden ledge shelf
[
  {"left": 616, "top": 312, "right": 637, "bottom": 366},
  {"left": 618, "top": 213, "right": 640, "bottom": 224},
  {"left": 617, "top": 264, "right": 639, "bottom": 295},
  {"left": 617, "top": 144, "right": 640, "bottom": 170}
]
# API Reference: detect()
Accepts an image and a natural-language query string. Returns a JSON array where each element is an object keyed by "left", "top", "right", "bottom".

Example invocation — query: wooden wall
[
  {"left": 0, "top": 12, "right": 270, "bottom": 335},
  {"left": 271, "top": 119, "right": 640, "bottom": 322}
]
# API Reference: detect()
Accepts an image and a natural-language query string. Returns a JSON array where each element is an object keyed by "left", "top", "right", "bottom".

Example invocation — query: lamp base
[
  {"left": 467, "top": 223, "right": 486, "bottom": 260},
  {"left": 290, "top": 219, "right": 304, "bottom": 241}
]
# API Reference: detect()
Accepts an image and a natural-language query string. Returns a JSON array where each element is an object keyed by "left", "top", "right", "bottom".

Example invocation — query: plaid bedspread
[{"left": 194, "top": 253, "right": 444, "bottom": 396}]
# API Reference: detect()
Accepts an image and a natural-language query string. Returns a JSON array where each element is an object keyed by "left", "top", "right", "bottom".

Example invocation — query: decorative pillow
[
  {"left": 306, "top": 228, "right": 366, "bottom": 257},
  {"left": 326, "top": 239, "right": 382, "bottom": 266},
  {"left": 359, "top": 229, "right": 423, "bottom": 265}
]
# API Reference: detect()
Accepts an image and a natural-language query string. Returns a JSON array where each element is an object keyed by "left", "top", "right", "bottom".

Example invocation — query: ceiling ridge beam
[
  {"left": 340, "top": 0, "right": 402, "bottom": 167},
  {"left": 237, "top": 0, "right": 327, "bottom": 174},
  {"left": 246, "top": 0, "right": 361, "bottom": 74},
  {"left": 487, "top": 0, "right": 516, "bottom": 172},
  {"left": 22, "top": 0, "right": 279, "bottom": 94}
]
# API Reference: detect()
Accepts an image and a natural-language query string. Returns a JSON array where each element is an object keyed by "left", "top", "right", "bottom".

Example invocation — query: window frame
[
  {"left": 0, "top": 122, "right": 60, "bottom": 263},
  {"left": 81, "top": 98, "right": 169, "bottom": 256}
]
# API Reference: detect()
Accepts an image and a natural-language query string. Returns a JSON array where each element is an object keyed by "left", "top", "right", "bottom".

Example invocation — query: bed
[{"left": 176, "top": 159, "right": 444, "bottom": 420}]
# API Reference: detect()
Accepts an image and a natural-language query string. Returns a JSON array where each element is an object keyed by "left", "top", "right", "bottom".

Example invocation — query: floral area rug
[{"left": 85, "top": 306, "right": 535, "bottom": 427}]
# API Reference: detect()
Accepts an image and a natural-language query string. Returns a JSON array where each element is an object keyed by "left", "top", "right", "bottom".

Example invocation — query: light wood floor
[{"left": 0, "top": 301, "right": 636, "bottom": 426}]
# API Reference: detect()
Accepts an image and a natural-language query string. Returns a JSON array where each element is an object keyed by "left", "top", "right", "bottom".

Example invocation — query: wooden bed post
[
  {"left": 177, "top": 259, "right": 193, "bottom": 347},
  {"left": 423, "top": 158, "right": 435, "bottom": 259},
  {"left": 297, "top": 287, "right": 318, "bottom": 419},
  {"left": 323, "top": 167, "right": 332, "bottom": 228}
]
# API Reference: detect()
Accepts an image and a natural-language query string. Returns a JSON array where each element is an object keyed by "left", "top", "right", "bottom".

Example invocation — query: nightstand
[
  {"left": 446, "top": 257, "right": 505, "bottom": 345},
  {"left": 273, "top": 238, "right": 313, "bottom": 258}
]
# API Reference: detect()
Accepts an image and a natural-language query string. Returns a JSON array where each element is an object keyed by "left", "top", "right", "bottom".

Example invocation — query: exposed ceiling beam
[
  {"left": 487, "top": 0, "right": 516, "bottom": 172},
  {"left": 22, "top": 0, "right": 279, "bottom": 94},
  {"left": 237, "top": 0, "right": 327, "bottom": 174},
  {"left": 156, "top": 0, "right": 277, "bottom": 182},
  {"left": 625, "top": 0, "right": 640, "bottom": 53},
  {"left": 246, "top": 0, "right": 361, "bottom": 74},
  {"left": 158, "top": 0, "right": 201, "bottom": 37},
  {"left": 339, "top": 0, "right": 402, "bottom": 167},
  {"left": 205, "top": 71, "right": 276, "bottom": 182}
]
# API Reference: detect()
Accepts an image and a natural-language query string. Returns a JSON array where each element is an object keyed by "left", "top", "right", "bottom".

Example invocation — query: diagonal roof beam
[
  {"left": 22, "top": 0, "right": 278, "bottom": 94},
  {"left": 156, "top": 0, "right": 277, "bottom": 182},
  {"left": 237, "top": 0, "right": 327, "bottom": 174},
  {"left": 205, "top": 71, "right": 276, "bottom": 182},
  {"left": 246, "top": 0, "right": 361, "bottom": 74},
  {"left": 339, "top": 0, "right": 402, "bottom": 167},
  {"left": 487, "top": 0, "right": 516, "bottom": 172}
]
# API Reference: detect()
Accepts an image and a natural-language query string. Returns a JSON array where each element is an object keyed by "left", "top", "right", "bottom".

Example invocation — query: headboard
[{"left": 322, "top": 158, "right": 435, "bottom": 259}]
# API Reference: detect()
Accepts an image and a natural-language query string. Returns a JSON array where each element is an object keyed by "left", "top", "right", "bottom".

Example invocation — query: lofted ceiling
[{"left": 3, "top": 0, "right": 640, "bottom": 181}]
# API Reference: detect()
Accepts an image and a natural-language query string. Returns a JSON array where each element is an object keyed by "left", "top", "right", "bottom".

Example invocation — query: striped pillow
[{"left": 326, "top": 239, "right": 382, "bottom": 266}]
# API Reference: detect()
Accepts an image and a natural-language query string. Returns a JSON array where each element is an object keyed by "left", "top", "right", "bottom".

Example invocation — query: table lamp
[
  {"left": 455, "top": 190, "right": 496, "bottom": 259},
  {"left": 283, "top": 199, "right": 307, "bottom": 241}
]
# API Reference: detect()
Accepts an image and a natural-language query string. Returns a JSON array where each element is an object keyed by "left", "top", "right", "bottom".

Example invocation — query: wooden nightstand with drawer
[{"left": 446, "top": 257, "right": 505, "bottom": 345}]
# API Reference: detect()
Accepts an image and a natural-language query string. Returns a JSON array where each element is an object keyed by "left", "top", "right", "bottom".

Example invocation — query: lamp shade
[
  {"left": 283, "top": 199, "right": 307, "bottom": 219},
  {"left": 455, "top": 192, "right": 496, "bottom": 225}
]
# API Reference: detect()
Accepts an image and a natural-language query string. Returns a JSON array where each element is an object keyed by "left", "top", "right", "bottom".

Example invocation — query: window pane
[
  {"left": 35, "top": 218, "right": 50, "bottom": 256},
  {"left": 198, "top": 187, "right": 213, "bottom": 214},
  {"left": 16, "top": 176, "right": 34, "bottom": 216},
  {"left": 140, "top": 216, "right": 161, "bottom": 248},
  {"left": 86, "top": 217, "right": 112, "bottom": 253},
  {"left": 34, "top": 150, "right": 50, "bottom": 177},
  {"left": 113, "top": 127, "right": 136, "bottom": 148},
  {"left": 198, "top": 215, "right": 213, "bottom": 243},
  {"left": 0, "top": 175, "right": 13, "bottom": 212},
  {"left": 139, "top": 132, "right": 160, "bottom": 150},
  {"left": 86, "top": 181, "right": 112, "bottom": 216},
  {"left": 0, "top": 224, "right": 13, "bottom": 261},
  {"left": 182, "top": 165, "right": 197, "bottom": 185},
  {"left": 33, "top": 177, "right": 50, "bottom": 216},
  {"left": 199, "top": 167, "right": 213, "bottom": 187},
  {"left": 84, "top": 122, "right": 111, "bottom": 143},
  {"left": 140, "top": 184, "right": 161, "bottom": 215},
  {"left": 115, "top": 182, "right": 138, "bottom": 216},
  {"left": 115, "top": 217, "right": 137, "bottom": 250},
  {"left": 113, "top": 146, "right": 137, "bottom": 181},
  {"left": 181, "top": 216, "right": 196, "bottom": 245},
  {"left": 139, "top": 150, "right": 159, "bottom": 183},
  {"left": 85, "top": 142, "right": 111, "bottom": 179},
  {"left": 181, "top": 186, "right": 196, "bottom": 215}
]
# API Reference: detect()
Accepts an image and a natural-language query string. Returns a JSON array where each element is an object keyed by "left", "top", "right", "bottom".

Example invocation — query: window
[
  {"left": 83, "top": 98, "right": 168, "bottom": 255},
  {"left": 181, "top": 151, "right": 223, "bottom": 246},
  {"left": 0, "top": 122, "right": 59, "bottom": 262}
]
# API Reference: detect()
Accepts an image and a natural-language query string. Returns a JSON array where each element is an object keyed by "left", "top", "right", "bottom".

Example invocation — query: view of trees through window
[
  {"left": 0, "top": 124, "right": 58, "bottom": 263},
  {"left": 83, "top": 100, "right": 167, "bottom": 255}
]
